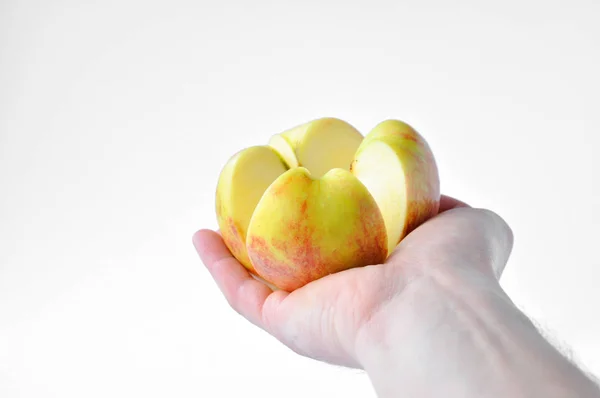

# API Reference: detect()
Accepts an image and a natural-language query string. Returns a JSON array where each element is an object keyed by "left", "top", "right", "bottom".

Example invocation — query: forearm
[{"left": 356, "top": 272, "right": 600, "bottom": 398}]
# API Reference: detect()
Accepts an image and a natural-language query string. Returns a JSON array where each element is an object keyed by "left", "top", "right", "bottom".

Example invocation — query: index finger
[{"left": 438, "top": 194, "right": 470, "bottom": 212}]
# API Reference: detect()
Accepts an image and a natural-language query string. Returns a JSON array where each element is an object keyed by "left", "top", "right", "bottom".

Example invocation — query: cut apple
[
  {"left": 246, "top": 167, "right": 387, "bottom": 292},
  {"left": 268, "top": 117, "right": 363, "bottom": 178},
  {"left": 267, "top": 134, "right": 298, "bottom": 169},
  {"left": 351, "top": 140, "right": 408, "bottom": 256},
  {"left": 351, "top": 120, "right": 440, "bottom": 255},
  {"left": 215, "top": 145, "right": 288, "bottom": 271},
  {"left": 214, "top": 117, "right": 441, "bottom": 291}
]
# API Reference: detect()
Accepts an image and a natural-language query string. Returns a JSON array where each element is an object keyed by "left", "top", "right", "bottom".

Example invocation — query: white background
[{"left": 1, "top": 0, "right": 599, "bottom": 396}]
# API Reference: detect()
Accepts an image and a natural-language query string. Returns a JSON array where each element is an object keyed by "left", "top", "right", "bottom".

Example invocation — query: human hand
[{"left": 192, "top": 195, "right": 514, "bottom": 369}]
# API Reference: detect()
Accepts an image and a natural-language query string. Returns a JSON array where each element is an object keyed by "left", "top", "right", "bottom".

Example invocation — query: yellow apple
[{"left": 214, "top": 117, "right": 440, "bottom": 291}]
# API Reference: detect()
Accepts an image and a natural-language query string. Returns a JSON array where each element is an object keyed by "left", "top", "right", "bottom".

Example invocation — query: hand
[{"left": 192, "top": 195, "right": 514, "bottom": 369}]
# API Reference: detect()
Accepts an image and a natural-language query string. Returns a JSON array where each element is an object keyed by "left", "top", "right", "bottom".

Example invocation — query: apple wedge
[
  {"left": 268, "top": 117, "right": 364, "bottom": 177},
  {"left": 351, "top": 120, "right": 440, "bottom": 255},
  {"left": 215, "top": 145, "right": 288, "bottom": 272},
  {"left": 246, "top": 167, "right": 387, "bottom": 292}
]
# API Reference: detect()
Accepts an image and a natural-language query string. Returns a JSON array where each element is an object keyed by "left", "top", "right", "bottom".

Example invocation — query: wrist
[
  {"left": 354, "top": 263, "right": 508, "bottom": 360},
  {"left": 354, "top": 267, "right": 523, "bottom": 397},
  {"left": 353, "top": 267, "right": 600, "bottom": 397}
]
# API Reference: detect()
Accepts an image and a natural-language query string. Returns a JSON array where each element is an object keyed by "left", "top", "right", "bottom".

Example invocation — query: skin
[{"left": 193, "top": 195, "right": 600, "bottom": 397}]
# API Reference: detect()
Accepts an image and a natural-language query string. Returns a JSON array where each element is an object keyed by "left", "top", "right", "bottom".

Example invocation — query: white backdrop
[{"left": 1, "top": 0, "right": 599, "bottom": 396}]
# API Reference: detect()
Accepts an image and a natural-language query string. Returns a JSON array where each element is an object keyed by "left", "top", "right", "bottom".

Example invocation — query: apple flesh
[
  {"left": 214, "top": 117, "right": 440, "bottom": 291},
  {"left": 268, "top": 117, "right": 363, "bottom": 178}
]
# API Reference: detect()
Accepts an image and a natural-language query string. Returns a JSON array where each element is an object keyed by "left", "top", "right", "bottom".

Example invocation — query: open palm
[{"left": 193, "top": 195, "right": 513, "bottom": 368}]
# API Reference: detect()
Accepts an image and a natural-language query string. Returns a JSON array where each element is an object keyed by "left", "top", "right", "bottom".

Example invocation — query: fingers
[
  {"left": 438, "top": 194, "right": 470, "bottom": 212},
  {"left": 192, "top": 229, "right": 277, "bottom": 329}
]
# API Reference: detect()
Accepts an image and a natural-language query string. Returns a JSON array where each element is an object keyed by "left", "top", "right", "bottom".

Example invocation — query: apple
[
  {"left": 215, "top": 117, "right": 440, "bottom": 291},
  {"left": 350, "top": 119, "right": 441, "bottom": 255}
]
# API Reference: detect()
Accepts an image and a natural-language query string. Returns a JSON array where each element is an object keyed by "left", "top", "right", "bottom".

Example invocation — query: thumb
[
  {"left": 467, "top": 208, "right": 514, "bottom": 279},
  {"left": 396, "top": 207, "right": 514, "bottom": 281}
]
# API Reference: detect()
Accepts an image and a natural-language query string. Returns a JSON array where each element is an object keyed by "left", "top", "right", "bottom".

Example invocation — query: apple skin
[{"left": 246, "top": 167, "right": 387, "bottom": 292}]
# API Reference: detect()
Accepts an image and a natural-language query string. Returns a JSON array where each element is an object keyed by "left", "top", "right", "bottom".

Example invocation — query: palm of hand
[{"left": 193, "top": 195, "right": 512, "bottom": 368}]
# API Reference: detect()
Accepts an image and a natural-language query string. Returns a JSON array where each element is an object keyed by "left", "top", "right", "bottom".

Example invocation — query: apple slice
[
  {"left": 267, "top": 134, "right": 298, "bottom": 169},
  {"left": 351, "top": 120, "right": 441, "bottom": 256},
  {"left": 215, "top": 145, "right": 288, "bottom": 271},
  {"left": 246, "top": 167, "right": 387, "bottom": 292},
  {"left": 268, "top": 117, "right": 364, "bottom": 178}
]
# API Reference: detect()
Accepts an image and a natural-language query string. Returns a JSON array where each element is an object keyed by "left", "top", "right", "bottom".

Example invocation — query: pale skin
[{"left": 193, "top": 195, "right": 600, "bottom": 397}]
